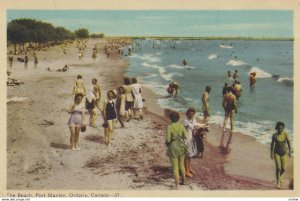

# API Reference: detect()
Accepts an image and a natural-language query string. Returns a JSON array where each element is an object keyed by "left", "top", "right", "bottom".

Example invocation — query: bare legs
[
  {"left": 104, "top": 120, "right": 115, "bottom": 145},
  {"left": 184, "top": 157, "right": 194, "bottom": 177},
  {"left": 69, "top": 126, "right": 81, "bottom": 151}
]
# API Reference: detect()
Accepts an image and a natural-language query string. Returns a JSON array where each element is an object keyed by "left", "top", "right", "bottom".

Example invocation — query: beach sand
[{"left": 7, "top": 38, "right": 293, "bottom": 192}]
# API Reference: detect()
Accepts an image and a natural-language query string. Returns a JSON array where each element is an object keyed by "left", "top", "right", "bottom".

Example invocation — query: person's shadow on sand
[
  {"left": 85, "top": 135, "right": 106, "bottom": 144},
  {"left": 50, "top": 142, "right": 70, "bottom": 149}
]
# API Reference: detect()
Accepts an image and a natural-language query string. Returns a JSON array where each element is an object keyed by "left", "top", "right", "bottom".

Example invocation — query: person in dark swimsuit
[
  {"left": 220, "top": 87, "right": 237, "bottom": 153},
  {"left": 103, "top": 90, "right": 117, "bottom": 145},
  {"left": 271, "top": 122, "right": 292, "bottom": 189}
]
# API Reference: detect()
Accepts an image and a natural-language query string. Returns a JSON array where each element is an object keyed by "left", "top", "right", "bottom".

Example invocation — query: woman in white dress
[{"left": 131, "top": 78, "right": 143, "bottom": 119}]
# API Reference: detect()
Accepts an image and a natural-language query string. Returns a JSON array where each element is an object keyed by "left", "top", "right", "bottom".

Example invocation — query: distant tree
[
  {"left": 7, "top": 18, "right": 84, "bottom": 52},
  {"left": 90, "top": 33, "right": 104, "bottom": 38},
  {"left": 75, "top": 28, "right": 89, "bottom": 39},
  {"left": 7, "top": 20, "right": 32, "bottom": 53}
]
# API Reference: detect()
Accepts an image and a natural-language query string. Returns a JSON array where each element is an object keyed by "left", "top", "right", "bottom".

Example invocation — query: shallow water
[{"left": 124, "top": 39, "right": 293, "bottom": 146}]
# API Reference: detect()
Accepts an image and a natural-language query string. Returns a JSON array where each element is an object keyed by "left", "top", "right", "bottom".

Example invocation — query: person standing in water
[
  {"left": 222, "top": 87, "right": 237, "bottom": 132},
  {"left": 233, "top": 80, "right": 242, "bottom": 101},
  {"left": 227, "top": 70, "right": 232, "bottom": 79},
  {"left": 249, "top": 72, "right": 257, "bottom": 87},
  {"left": 233, "top": 70, "right": 238, "bottom": 80},
  {"left": 220, "top": 87, "right": 237, "bottom": 153},
  {"left": 201, "top": 86, "right": 211, "bottom": 124},
  {"left": 271, "top": 122, "right": 292, "bottom": 189}
]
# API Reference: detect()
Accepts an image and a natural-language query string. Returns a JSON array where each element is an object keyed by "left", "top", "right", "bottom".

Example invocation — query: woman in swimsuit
[
  {"left": 67, "top": 93, "right": 85, "bottom": 151},
  {"left": 271, "top": 122, "right": 292, "bottom": 189},
  {"left": 103, "top": 90, "right": 117, "bottom": 145}
]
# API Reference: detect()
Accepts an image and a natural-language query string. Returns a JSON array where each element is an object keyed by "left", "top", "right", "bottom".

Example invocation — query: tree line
[{"left": 7, "top": 18, "right": 104, "bottom": 53}]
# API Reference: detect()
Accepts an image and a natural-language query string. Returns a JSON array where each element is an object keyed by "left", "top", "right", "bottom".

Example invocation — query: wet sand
[{"left": 6, "top": 38, "right": 293, "bottom": 192}]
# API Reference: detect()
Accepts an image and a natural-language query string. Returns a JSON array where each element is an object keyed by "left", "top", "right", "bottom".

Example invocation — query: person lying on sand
[
  {"left": 57, "top": 65, "right": 69, "bottom": 72},
  {"left": 7, "top": 71, "right": 24, "bottom": 86}
]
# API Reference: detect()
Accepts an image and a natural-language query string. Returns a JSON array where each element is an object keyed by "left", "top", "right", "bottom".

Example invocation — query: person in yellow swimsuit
[{"left": 271, "top": 122, "right": 291, "bottom": 189}]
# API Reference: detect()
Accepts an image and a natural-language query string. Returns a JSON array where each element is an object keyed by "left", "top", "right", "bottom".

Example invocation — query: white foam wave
[
  {"left": 220, "top": 44, "right": 233, "bottom": 49},
  {"left": 131, "top": 54, "right": 160, "bottom": 63},
  {"left": 226, "top": 59, "right": 247, "bottom": 66},
  {"left": 168, "top": 64, "right": 185, "bottom": 69},
  {"left": 176, "top": 41, "right": 181, "bottom": 44},
  {"left": 249, "top": 67, "right": 272, "bottom": 78},
  {"left": 277, "top": 77, "right": 293, "bottom": 82},
  {"left": 141, "top": 62, "right": 182, "bottom": 82},
  {"left": 208, "top": 54, "right": 218, "bottom": 60},
  {"left": 142, "top": 82, "right": 167, "bottom": 96}
]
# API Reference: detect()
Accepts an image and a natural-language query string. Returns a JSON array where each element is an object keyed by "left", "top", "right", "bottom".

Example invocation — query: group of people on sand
[
  {"left": 8, "top": 50, "right": 38, "bottom": 70},
  {"left": 67, "top": 75, "right": 144, "bottom": 150},
  {"left": 166, "top": 108, "right": 209, "bottom": 189},
  {"left": 104, "top": 37, "right": 133, "bottom": 57}
]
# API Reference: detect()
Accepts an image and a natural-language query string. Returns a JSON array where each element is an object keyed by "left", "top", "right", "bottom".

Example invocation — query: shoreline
[
  {"left": 6, "top": 38, "right": 293, "bottom": 191},
  {"left": 139, "top": 72, "right": 294, "bottom": 190},
  {"left": 109, "top": 36, "right": 294, "bottom": 41}
]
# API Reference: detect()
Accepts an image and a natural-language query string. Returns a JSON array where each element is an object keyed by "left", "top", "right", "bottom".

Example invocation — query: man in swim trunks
[
  {"left": 222, "top": 87, "right": 237, "bottom": 132},
  {"left": 201, "top": 85, "right": 211, "bottom": 124}
]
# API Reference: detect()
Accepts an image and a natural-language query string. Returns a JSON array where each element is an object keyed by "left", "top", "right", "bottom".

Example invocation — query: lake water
[{"left": 124, "top": 39, "right": 293, "bottom": 146}]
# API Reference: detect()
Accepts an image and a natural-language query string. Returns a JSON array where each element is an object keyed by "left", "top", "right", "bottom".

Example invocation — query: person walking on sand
[
  {"left": 116, "top": 86, "right": 126, "bottom": 128},
  {"left": 131, "top": 78, "right": 144, "bottom": 120},
  {"left": 202, "top": 86, "right": 211, "bottom": 124},
  {"left": 271, "top": 122, "right": 292, "bottom": 189},
  {"left": 103, "top": 90, "right": 117, "bottom": 145},
  {"left": 24, "top": 53, "right": 28, "bottom": 70},
  {"left": 92, "top": 51, "right": 97, "bottom": 60},
  {"left": 85, "top": 89, "right": 97, "bottom": 127},
  {"left": 8, "top": 51, "right": 13, "bottom": 69},
  {"left": 33, "top": 53, "right": 38, "bottom": 69},
  {"left": 166, "top": 111, "right": 188, "bottom": 189},
  {"left": 92, "top": 78, "right": 102, "bottom": 111},
  {"left": 123, "top": 78, "right": 134, "bottom": 122},
  {"left": 183, "top": 108, "right": 199, "bottom": 178},
  {"left": 73, "top": 75, "right": 86, "bottom": 97},
  {"left": 67, "top": 93, "right": 86, "bottom": 151}
]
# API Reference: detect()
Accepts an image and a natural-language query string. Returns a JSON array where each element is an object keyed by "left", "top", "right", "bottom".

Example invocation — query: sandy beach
[{"left": 6, "top": 38, "right": 293, "bottom": 192}]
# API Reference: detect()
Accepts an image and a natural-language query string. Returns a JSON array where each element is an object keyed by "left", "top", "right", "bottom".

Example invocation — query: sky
[{"left": 7, "top": 10, "right": 293, "bottom": 37}]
